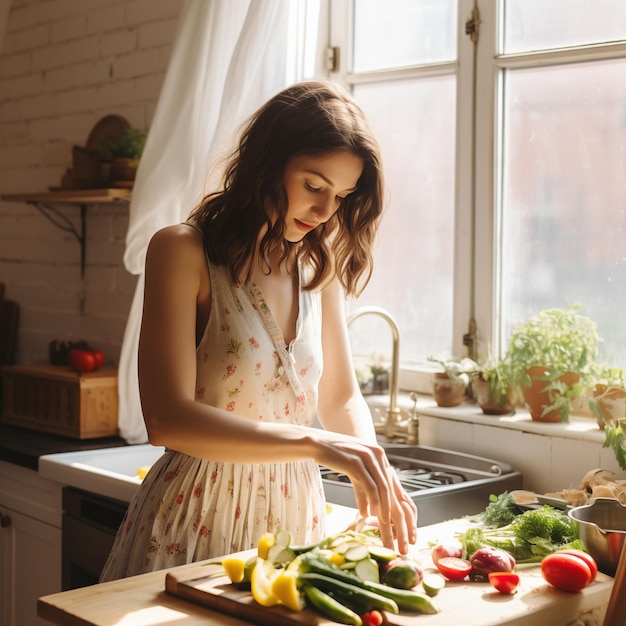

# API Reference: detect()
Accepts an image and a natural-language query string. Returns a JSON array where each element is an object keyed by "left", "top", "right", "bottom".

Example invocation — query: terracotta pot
[
  {"left": 474, "top": 379, "right": 515, "bottom": 415},
  {"left": 110, "top": 157, "right": 139, "bottom": 182},
  {"left": 433, "top": 372, "right": 466, "bottom": 407},
  {"left": 592, "top": 384, "right": 626, "bottom": 430},
  {"left": 522, "top": 365, "right": 580, "bottom": 422}
]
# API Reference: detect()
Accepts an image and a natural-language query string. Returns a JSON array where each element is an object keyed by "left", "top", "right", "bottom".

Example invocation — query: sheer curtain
[{"left": 118, "top": 0, "right": 320, "bottom": 443}]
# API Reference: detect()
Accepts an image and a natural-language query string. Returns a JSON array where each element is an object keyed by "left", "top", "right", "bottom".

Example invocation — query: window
[{"left": 329, "top": 0, "right": 626, "bottom": 379}]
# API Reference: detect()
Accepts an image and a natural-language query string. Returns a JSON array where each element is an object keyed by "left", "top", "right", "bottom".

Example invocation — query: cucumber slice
[
  {"left": 368, "top": 545, "right": 398, "bottom": 564},
  {"left": 267, "top": 544, "right": 296, "bottom": 566},
  {"left": 422, "top": 573, "right": 446, "bottom": 597},
  {"left": 354, "top": 557, "right": 380, "bottom": 583},
  {"left": 274, "top": 528, "right": 292, "bottom": 548},
  {"left": 345, "top": 544, "right": 371, "bottom": 562}
]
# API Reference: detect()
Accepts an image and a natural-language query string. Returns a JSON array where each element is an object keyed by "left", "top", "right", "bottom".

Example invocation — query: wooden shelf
[
  {"left": 1, "top": 188, "right": 132, "bottom": 277},
  {"left": 1, "top": 188, "right": 131, "bottom": 204}
]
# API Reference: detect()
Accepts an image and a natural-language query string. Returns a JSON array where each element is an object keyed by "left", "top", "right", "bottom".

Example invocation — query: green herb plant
[
  {"left": 427, "top": 355, "right": 480, "bottom": 387},
  {"left": 457, "top": 505, "right": 581, "bottom": 563},
  {"left": 99, "top": 128, "right": 146, "bottom": 162},
  {"left": 500, "top": 305, "right": 601, "bottom": 422}
]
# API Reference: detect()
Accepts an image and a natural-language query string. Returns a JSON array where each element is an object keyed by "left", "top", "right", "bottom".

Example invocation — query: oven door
[{"left": 62, "top": 487, "right": 128, "bottom": 590}]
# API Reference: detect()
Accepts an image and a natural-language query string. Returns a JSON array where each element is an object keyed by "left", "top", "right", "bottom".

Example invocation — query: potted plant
[
  {"left": 587, "top": 364, "right": 625, "bottom": 427},
  {"left": 472, "top": 356, "right": 517, "bottom": 416},
  {"left": 428, "top": 355, "right": 479, "bottom": 407},
  {"left": 501, "top": 305, "right": 600, "bottom": 422},
  {"left": 99, "top": 128, "right": 146, "bottom": 183}
]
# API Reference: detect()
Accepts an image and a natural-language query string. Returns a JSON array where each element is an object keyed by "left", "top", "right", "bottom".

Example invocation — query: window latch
[
  {"left": 325, "top": 46, "right": 340, "bottom": 72},
  {"left": 465, "top": 6, "right": 480, "bottom": 44}
]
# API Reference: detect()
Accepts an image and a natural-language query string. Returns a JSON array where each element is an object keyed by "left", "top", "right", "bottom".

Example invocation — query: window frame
[{"left": 325, "top": 0, "right": 626, "bottom": 388}]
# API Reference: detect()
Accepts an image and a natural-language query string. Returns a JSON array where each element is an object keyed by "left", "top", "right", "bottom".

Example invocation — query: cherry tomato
[
  {"left": 541, "top": 552, "right": 592, "bottom": 592},
  {"left": 435, "top": 556, "right": 473, "bottom": 581},
  {"left": 431, "top": 539, "right": 463, "bottom": 565},
  {"left": 361, "top": 610, "right": 383, "bottom": 626},
  {"left": 91, "top": 349, "right": 105, "bottom": 369},
  {"left": 68, "top": 349, "right": 96, "bottom": 373},
  {"left": 556, "top": 549, "right": 598, "bottom": 582},
  {"left": 488, "top": 571, "right": 520, "bottom": 594}
]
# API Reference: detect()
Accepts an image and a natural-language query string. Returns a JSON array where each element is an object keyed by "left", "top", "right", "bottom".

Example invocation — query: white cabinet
[{"left": 0, "top": 461, "right": 62, "bottom": 626}]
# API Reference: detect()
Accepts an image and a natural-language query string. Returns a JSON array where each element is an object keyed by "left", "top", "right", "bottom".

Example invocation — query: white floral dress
[{"left": 100, "top": 250, "right": 327, "bottom": 581}]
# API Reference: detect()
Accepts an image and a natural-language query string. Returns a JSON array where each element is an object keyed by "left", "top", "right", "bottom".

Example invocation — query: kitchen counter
[
  {"left": 38, "top": 514, "right": 613, "bottom": 626},
  {"left": 0, "top": 424, "right": 128, "bottom": 470}
]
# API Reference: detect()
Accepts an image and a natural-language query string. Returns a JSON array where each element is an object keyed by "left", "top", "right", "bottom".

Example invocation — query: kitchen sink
[{"left": 39, "top": 444, "right": 165, "bottom": 503}]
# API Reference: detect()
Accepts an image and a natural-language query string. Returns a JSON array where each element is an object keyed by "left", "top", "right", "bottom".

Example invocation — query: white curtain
[{"left": 118, "top": 0, "right": 320, "bottom": 443}]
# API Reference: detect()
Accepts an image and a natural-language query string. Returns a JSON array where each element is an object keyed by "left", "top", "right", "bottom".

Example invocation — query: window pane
[
  {"left": 499, "top": 59, "right": 626, "bottom": 367},
  {"left": 503, "top": 0, "right": 626, "bottom": 54},
  {"left": 349, "top": 77, "right": 456, "bottom": 365},
  {"left": 353, "top": 0, "right": 456, "bottom": 72}
]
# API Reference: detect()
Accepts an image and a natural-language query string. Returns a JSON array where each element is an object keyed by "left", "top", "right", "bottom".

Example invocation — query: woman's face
[{"left": 282, "top": 150, "right": 364, "bottom": 242}]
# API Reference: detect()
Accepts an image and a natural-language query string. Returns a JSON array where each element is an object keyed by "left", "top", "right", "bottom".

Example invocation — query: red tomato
[
  {"left": 556, "top": 549, "right": 598, "bottom": 582},
  {"left": 541, "top": 553, "right": 592, "bottom": 592},
  {"left": 91, "top": 349, "right": 105, "bottom": 369},
  {"left": 361, "top": 610, "right": 383, "bottom": 626},
  {"left": 431, "top": 539, "right": 463, "bottom": 565},
  {"left": 68, "top": 349, "right": 96, "bottom": 373},
  {"left": 435, "top": 556, "right": 473, "bottom": 581},
  {"left": 488, "top": 571, "right": 520, "bottom": 594}
]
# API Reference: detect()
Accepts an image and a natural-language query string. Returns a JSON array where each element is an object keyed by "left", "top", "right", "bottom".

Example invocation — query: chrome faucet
[{"left": 347, "top": 306, "right": 405, "bottom": 441}]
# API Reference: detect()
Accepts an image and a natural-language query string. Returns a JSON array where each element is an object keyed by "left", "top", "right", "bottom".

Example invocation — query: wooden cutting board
[
  {"left": 165, "top": 559, "right": 328, "bottom": 626},
  {"left": 164, "top": 550, "right": 436, "bottom": 626},
  {"left": 164, "top": 548, "right": 614, "bottom": 626}
]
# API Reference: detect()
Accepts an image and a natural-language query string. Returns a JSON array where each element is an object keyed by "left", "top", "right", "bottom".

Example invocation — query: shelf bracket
[{"left": 28, "top": 201, "right": 87, "bottom": 278}]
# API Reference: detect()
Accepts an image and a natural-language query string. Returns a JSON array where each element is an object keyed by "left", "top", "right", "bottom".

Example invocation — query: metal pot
[{"left": 568, "top": 497, "right": 626, "bottom": 575}]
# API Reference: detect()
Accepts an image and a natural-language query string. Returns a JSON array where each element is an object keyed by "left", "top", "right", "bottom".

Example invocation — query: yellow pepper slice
[
  {"left": 221, "top": 556, "right": 246, "bottom": 584},
  {"left": 251, "top": 558, "right": 280, "bottom": 607},
  {"left": 271, "top": 569, "right": 304, "bottom": 612},
  {"left": 257, "top": 532, "right": 276, "bottom": 560}
]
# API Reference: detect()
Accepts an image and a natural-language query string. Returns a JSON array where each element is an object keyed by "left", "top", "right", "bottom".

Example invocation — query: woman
[{"left": 100, "top": 81, "right": 417, "bottom": 581}]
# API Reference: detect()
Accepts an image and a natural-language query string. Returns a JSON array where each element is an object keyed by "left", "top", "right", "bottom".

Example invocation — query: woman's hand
[{"left": 312, "top": 431, "right": 417, "bottom": 554}]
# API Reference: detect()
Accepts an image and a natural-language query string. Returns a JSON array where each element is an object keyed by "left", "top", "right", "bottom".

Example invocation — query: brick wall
[{"left": 0, "top": 0, "right": 184, "bottom": 365}]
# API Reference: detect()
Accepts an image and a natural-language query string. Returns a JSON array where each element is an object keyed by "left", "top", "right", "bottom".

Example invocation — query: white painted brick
[
  {"left": 30, "top": 113, "right": 94, "bottom": 143},
  {"left": 0, "top": 72, "right": 46, "bottom": 100},
  {"left": 86, "top": 5, "right": 126, "bottom": 35},
  {"left": 133, "top": 73, "right": 164, "bottom": 103},
  {"left": 93, "top": 79, "right": 135, "bottom": 110},
  {"left": 0, "top": 120, "right": 30, "bottom": 145},
  {"left": 51, "top": 14, "right": 88, "bottom": 44},
  {"left": 33, "top": 36, "right": 100, "bottom": 72},
  {"left": 113, "top": 48, "right": 160, "bottom": 79},
  {"left": 11, "top": 93, "right": 59, "bottom": 121},
  {"left": 138, "top": 17, "right": 179, "bottom": 49},
  {"left": 0, "top": 0, "right": 182, "bottom": 367},
  {"left": 0, "top": 143, "right": 43, "bottom": 168},
  {"left": 99, "top": 29, "right": 138, "bottom": 58},
  {"left": 125, "top": 0, "right": 183, "bottom": 27},
  {"left": 0, "top": 51, "right": 32, "bottom": 80},
  {"left": 5, "top": 24, "right": 51, "bottom": 54}
]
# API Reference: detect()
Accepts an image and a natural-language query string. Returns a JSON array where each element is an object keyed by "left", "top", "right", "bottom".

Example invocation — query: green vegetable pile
[{"left": 458, "top": 492, "right": 582, "bottom": 563}]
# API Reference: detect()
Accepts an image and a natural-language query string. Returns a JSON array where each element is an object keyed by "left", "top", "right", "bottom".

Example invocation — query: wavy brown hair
[{"left": 190, "top": 81, "right": 385, "bottom": 297}]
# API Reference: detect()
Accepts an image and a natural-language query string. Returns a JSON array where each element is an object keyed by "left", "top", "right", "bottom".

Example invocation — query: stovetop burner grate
[
  {"left": 319, "top": 444, "right": 524, "bottom": 527},
  {"left": 320, "top": 464, "right": 467, "bottom": 492}
]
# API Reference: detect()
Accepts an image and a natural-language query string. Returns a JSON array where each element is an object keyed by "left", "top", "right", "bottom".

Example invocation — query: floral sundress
[{"left": 100, "top": 251, "right": 326, "bottom": 581}]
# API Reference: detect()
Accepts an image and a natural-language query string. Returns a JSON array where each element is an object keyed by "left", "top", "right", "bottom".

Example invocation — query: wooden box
[{"left": 1, "top": 364, "right": 119, "bottom": 439}]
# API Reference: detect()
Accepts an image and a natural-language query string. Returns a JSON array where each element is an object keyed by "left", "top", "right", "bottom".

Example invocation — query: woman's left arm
[{"left": 316, "top": 278, "right": 376, "bottom": 442}]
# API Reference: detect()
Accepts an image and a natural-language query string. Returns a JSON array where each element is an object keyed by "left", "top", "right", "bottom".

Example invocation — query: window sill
[{"left": 365, "top": 392, "right": 606, "bottom": 445}]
